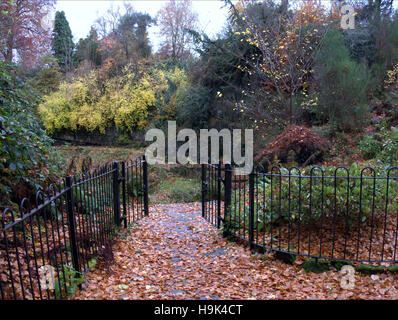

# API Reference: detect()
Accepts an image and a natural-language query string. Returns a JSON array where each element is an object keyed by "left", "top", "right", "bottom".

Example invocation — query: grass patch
[{"left": 151, "top": 176, "right": 201, "bottom": 203}]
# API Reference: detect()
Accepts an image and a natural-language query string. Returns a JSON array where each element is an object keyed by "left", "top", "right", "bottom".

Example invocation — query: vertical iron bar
[
  {"left": 65, "top": 176, "right": 81, "bottom": 275},
  {"left": 249, "top": 171, "right": 255, "bottom": 249},
  {"left": 224, "top": 163, "right": 232, "bottom": 236},
  {"left": 217, "top": 162, "right": 222, "bottom": 229},
  {"left": 201, "top": 164, "right": 206, "bottom": 218},
  {"left": 121, "top": 161, "right": 127, "bottom": 228},
  {"left": 143, "top": 156, "right": 149, "bottom": 216},
  {"left": 113, "top": 161, "right": 121, "bottom": 226}
]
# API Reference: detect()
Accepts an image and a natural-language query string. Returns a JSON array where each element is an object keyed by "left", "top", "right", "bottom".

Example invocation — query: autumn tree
[
  {"left": 94, "top": 2, "right": 135, "bottom": 39},
  {"left": 52, "top": 11, "right": 74, "bottom": 73},
  {"left": 231, "top": 0, "right": 334, "bottom": 124},
  {"left": 189, "top": 0, "right": 334, "bottom": 129},
  {"left": 157, "top": 0, "right": 199, "bottom": 61},
  {"left": 0, "top": 0, "right": 55, "bottom": 68},
  {"left": 93, "top": 4, "right": 154, "bottom": 72}
]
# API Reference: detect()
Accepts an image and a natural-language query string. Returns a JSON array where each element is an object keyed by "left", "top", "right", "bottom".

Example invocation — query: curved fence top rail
[
  {"left": 222, "top": 164, "right": 398, "bottom": 179},
  {"left": 0, "top": 157, "right": 146, "bottom": 224}
]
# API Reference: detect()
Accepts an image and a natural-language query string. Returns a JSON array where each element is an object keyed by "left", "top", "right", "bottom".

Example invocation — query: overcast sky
[{"left": 55, "top": 0, "right": 231, "bottom": 51}]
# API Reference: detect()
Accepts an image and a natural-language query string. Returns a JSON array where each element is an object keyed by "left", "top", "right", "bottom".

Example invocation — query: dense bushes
[
  {"left": 176, "top": 85, "right": 213, "bottom": 128},
  {"left": 230, "top": 164, "right": 398, "bottom": 230},
  {"left": 38, "top": 66, "right": 188, "bottom": 134},
  {"left": 31, "top": 1, "right": 398, "bottom": 145},
  {"left": 259, "top": 165, "right": 398, "bottom": 228},
  {"left": 359, "top": 121, "right": 398, "bottom": 163},
  {"left": 0, "top": 62, "right": 54, "bottom": 203}
]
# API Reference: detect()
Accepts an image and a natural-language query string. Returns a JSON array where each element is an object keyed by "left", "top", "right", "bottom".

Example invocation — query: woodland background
[{"left": 1, "top": 0, "right": 398, "bottom": 207}]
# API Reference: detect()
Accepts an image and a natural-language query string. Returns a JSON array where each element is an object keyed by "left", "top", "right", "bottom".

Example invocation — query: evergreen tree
[
  {"left": 74, "top": 27, "right": 102, "bottom": 68},
  {"left": 52, "top": 11, "right": 74, "bottom": 73},
  {"left": 313, "top": 29, "right": 371, "bottom": 132},
  {"left": 115, "top": 12, "right": 154, "bottom": 61}
]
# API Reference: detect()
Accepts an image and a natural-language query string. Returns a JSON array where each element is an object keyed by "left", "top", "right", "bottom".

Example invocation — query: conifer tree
[{"left": 52, "top": 11, "right": 74, "bottom": 73}]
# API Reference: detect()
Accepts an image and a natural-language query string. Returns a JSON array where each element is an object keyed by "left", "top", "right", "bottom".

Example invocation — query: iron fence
[
  {"left": 202, "top": 163, "right": 398, "bottom": 265},
  {"left": 0, "top": 156, "right": 148, "bottom": 300}
]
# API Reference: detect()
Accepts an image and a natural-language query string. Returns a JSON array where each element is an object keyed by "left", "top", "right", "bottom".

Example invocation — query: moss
[
  {"left": 331, "top": 260, "right": 354, "bottom": 271},
  {"left": 356, "top": 264, "right": 384, "bottom": 274},
  {"left": 387, "top": 265, "right": 398, "bottom": 273},
  {"left": 275, "top": 251, "right": 296, "bottom": 265},
  {"left": 300, "top": 258, "right": 330, "bottom": 273}
]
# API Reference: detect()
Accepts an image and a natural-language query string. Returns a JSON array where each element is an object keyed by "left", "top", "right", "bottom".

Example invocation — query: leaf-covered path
[{"left": 72, "top": 203, "right": 398, "bottom": 300}]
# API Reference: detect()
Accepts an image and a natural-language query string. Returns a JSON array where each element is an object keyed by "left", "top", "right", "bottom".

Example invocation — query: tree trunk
[
  {"left": 5, "top": 34, "right": 14, "bottom": 62},
  {"left": 281, "top": 0, "right": 289, "bottom": 14}
]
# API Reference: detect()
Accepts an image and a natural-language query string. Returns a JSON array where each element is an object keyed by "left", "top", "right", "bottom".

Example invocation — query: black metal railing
[
  {"left": 202, "top": 163, "right": 398, "bottom": 265},
  {"left": 0, "top": 155, "right": 148, "bottom": 300}
]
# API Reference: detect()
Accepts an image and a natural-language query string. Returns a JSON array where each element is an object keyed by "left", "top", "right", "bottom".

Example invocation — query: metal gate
[{"left": 201, "top": 163, "right": 230, "bottom": 230}]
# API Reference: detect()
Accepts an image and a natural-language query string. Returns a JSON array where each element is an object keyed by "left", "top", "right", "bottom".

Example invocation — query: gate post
[
  {"left": 201, "top": 164, "right": 206, "bottom": 218},
  {"left": 65, "top": 176, "right": 81, "bottom": 274},
  {"left": 224, "top": 163, "right": 232, "bottom": 236},
  {"left": 121, "top": 161, "right": 127, "bottom": 228},
  {"left": 113, "top": 161, "right": 121, "bottom": 227},
  {"left": 249, "top": 171, "right": 255, "bottom": 249},
  {"left": 143, "top": 155, "right": 149, "bottom": 216},
  {"left": 217, "top": 161, "right": 222, "bottom": 229}
]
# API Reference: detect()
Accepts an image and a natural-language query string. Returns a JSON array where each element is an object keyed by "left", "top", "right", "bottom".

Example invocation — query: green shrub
[
  {"left": 55, "top": 264, "right": 85, "bottom": 298},
  {"left": 331, "top": 260, "right": 354, "bottom": 271},
  {"left": 0, "top": 62, "right": 54, "bottom": 203},
  {"left": 38, "top": 65, "right": 188, "bottom": 135},
  {"left": 359, "top": 135, "right": 383, "bottom": 160},
  {"left": 300, "top": 258, "right": 330, "bottom": 273},
  {"left": 379, "top": 126, "right": 398, "bottom": 163},
  {"left": 359, "top": 121, "right": 398, "bottom": 163},
  {"left": 117, "top": 133, "right": 132, "bottom": 146},
  {"left": 356, "top": 264, "right": 384, "bottom": 274},
  {"left": 275, "top": 251, "right": 296, "bottom": 265},
  {"left": 387, "top": 265, "right": 398, "bottom": 273}
]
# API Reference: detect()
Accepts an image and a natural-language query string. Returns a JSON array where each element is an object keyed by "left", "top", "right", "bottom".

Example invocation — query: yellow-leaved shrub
[{"left": 38, "top": 66, "right": 184, "bottom": 133}]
